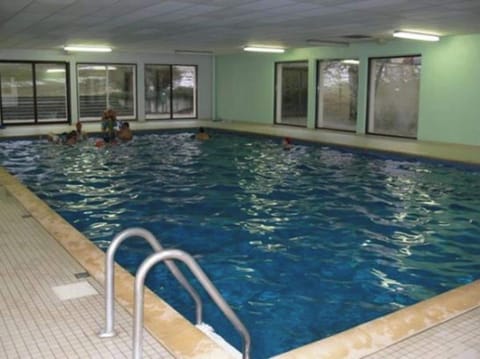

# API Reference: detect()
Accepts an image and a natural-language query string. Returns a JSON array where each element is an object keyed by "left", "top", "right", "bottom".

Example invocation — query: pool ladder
[{"left": 98, "top": 227, "right": 251, "bottom": 359}]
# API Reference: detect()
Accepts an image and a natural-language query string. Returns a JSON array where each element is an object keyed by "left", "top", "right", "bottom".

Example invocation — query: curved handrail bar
[
  {"left": 99, "top": 228, "right": 203, "bottom": 338},
  {"left": 134, "top": 249, "right": 251, "bottom": 359}
]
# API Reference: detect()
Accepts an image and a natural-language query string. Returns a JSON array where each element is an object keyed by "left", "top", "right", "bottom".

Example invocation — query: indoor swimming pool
[{"left": 1, "top": 131, "right": 479, "bottom": 358}]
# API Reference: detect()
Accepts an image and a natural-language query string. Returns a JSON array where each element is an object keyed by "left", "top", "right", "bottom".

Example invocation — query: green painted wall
[
  {"left": 216, "top": 33, "right": 480, "bottom": 146},
  {"left": 216, "top": 55, "right": 275, "bottom": 124}
]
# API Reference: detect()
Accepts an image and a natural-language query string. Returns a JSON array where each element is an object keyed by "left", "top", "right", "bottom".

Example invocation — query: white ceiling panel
[
  {"left": 126, "top": 2, "right": 192, "bottom": 17},
  {"left": 0, "top": 0, "right": 478, "bottom": 53},
  {"left": 236, "top": 0, "right": 298, "bottom": 11},
  {"left": 156, "top": 4, "right": 222, "bottom": 21},
  {"left": 0, "top": 0, "right": 34, "bottom": 14}
]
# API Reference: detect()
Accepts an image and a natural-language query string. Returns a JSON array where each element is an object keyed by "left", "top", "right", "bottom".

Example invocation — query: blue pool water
[{"left": 1, "top": 132, "right": 479, "bottom": 358}]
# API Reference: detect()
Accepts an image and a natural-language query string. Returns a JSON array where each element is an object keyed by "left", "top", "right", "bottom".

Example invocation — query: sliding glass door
[
  {"left": 275, "top": 61, "right": 308, "bottom": 127},
  {"left": 172, "top": 65, "right": 196, "bottom": 118},
  {"left": 145, "top": 64, "right": 197, "bottom": 120},
  {"left": 145, "top": 65, "right": 171, "bottom": 119}
]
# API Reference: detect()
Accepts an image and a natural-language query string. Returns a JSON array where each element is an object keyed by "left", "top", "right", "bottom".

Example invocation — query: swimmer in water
[
  {"left": 195, "top": 127, "right": 210, "bottom": 140},
  {"left": 282, "top": 137, "right": 292, "bottom": 150}
]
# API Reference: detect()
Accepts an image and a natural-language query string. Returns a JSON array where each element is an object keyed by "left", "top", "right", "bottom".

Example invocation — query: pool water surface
[{"left": 1, "top": 132, "right": 479, "bottom": 358}]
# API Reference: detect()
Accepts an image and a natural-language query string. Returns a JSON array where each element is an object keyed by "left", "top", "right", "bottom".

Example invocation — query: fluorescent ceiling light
[
  {"left": 393, "top": 31, "right": 439, "bottom": 42},
  {"left": 243, "top": 46, "right": 285, "bottom": 53},
  {"left": 46, "top": 68, "right": 66, "bottom": 73},
  {"left": 64, "top": 45, "right": 112, "bottom": 52},
  {"left": 79, "top": 66, "right": 117, "bottom": 71},
  {"left": 341, "top": 59, "right": 359, "bottom": 65}
]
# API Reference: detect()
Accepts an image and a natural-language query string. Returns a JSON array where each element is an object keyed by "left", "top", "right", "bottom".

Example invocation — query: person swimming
[
  {"left": 101, "top": 109, "right": 117, "bottom": 143},
  {"left": 194, "top": 127, "right": 210, "bottom": 140},
  {"left": 47, "top": 130, "right": 77, "bottom": 145},
  {"left": 75, "top": 121, "right": 88, "bottom": 141},
  {"left": 282, "top": 137, "right": 292, "bottom": 150},
  {"left": 117, "top": 121, "right": 133, "bottom": 141}
]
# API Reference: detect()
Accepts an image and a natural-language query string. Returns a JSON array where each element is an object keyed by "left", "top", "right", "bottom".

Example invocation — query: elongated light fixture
[
  {"left": 243, "top": 46, "right": 285, "bottom": 53},
  {"left": 46, "top": 68, "right": 66, "bottom": 73},
  {"left": 393, "top": 31, "right": 439, "bottom": 42},
  {"left": 341, "top": 59, "right": 359, "bottom": 65},
  {"left": 78, "top": 65, "right": 117, "bottom": 71},
  {"left": 64, "top": 45, "right": 112, "bottom": 52}
]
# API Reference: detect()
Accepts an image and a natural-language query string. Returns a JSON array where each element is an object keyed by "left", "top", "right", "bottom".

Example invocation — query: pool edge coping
[{"left": 272, "top": 281, "right": 479, "bottom": 358}]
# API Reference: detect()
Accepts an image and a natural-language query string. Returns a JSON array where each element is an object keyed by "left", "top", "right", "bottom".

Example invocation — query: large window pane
[
  {"left": 0, "top": 62, "right": 68, "bottom": 125},
  {"left": 317, "top": 59, "right": 358, "bottom": 131},
  {"left": 172, "top": 65, "right": 196, "bottom": 118},
  {"left": 0, "top": 63, "right": 35, "bottom": 124},
  {"left": 35, "top": 63, "right": 68, "bottom": 122},
  {"left": 145, "top": 65, "right": 171, "bottom": 119},
  {"left": 78, "top": 64, "right": 136, "bottom": 121},
  {"left": 275, "top": 62, "right": 308, "bottom": 127},
  {"left": 368, "top": 56, "right": 421, "bottom": 138},
  {"left": 78, "top": 65, "right": 107, "bottom": 119},
  {"left": 144, "top": 64, "right": 197, "bottom": 119},
  {"left": 108, "top": 65, "right": 135, "bottom": 117}
]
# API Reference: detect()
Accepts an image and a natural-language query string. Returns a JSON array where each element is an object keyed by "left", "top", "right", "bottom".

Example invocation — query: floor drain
[{"left": 74, "top": 272, "right": 90, "bottom": 279}]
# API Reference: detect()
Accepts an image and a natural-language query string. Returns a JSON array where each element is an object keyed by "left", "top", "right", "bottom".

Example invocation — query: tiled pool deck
[
  {"left": 1, "top": 120, "right": 479, "bottom": 358},
  {"left": 0, "top": 185, "right": 174, "bottom": 359}
]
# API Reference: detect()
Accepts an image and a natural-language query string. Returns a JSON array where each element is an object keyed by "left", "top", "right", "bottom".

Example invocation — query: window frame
[
  {"left": 144, "top": 63, "right": 198, "bottom": 120},
  {"left": 0, "top": 60, "right": 70, "bottom": 126},
  {"left": 366, "top": 54, "right": 421, "bottom": 139},
  {"left": 274, "top": 60, "right": 309, "bottom": 128},
  {"left": 76, "top": 62, "right": 137, "bottom": 122},
  {"left": 144, "top": 63, "right": 172, "bottom": 120},
  {"left": 315, "top": 58, "right": 359, "bottom": 133}
]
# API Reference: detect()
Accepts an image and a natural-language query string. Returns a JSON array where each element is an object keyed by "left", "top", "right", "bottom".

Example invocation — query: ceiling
[{"left": 1, "top": 0, "right": 480, "bottom": 55}]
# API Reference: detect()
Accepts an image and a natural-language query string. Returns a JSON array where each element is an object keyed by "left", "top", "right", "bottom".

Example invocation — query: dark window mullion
[
  {"left": 169, "top": 65, "right": 173, "bottom": 119},
  {"left": 65, "top": 63, "right": 71, "bottom": 124},
  {"left": 32, "top": 63, "right": 38, "bottom": 124},
  {"left": 105, "top": 67, "right": 110, "bottom": 109},
  {"left": 0, "top": 72, "right": 4, "bottom": 126}
]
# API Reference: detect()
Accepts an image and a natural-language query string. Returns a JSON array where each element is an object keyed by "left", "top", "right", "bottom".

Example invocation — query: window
[
  {"left": 317, "top": 59, "right": 358, "bottom": 131},
  {"left": 77, "top": 64, "right": 136, "bottom": 121},
  {"left": 367, "top": 56, "right": 421, "bottom": 138},
  {"left": 145, "top": 65, "right": 171, "bottom": 119},
  {"left": 172, "top": 65, "right": 196, "bottom": 118},
  {"left": 275, "top": 61, "right": 308, "bottom": 127},
  {"left": 0, "top": 61, "right": 69, "bottom": 125},
  {"left": 144, "top": 64, "right": 197, "bottom": 119}
]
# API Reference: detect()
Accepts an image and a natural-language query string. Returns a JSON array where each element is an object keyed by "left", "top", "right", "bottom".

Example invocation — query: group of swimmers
[
  {"left": 47, "top": 112, "right": 293, "bottom": 150},
  {"left": 99, "top": 109, "right": 133, "bottom": 145},
  {"left": 47, "top": 108, "right": 133, "bottom": 146},
  {"left": 47, "top": 121, "right": 87, "bottom": 145}
]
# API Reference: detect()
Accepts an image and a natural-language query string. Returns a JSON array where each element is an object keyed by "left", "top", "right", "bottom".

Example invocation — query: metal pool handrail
[
  {"left": 98, "top": 227, "right": 203, "bottom": 338},
  {"left": 134, "top": 249, "right": 251, "bottom": 359}
]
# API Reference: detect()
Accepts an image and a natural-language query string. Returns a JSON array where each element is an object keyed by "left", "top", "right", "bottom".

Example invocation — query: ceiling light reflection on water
[{"left": 0, "top": 132, "right": 479, "bottom": 359}]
